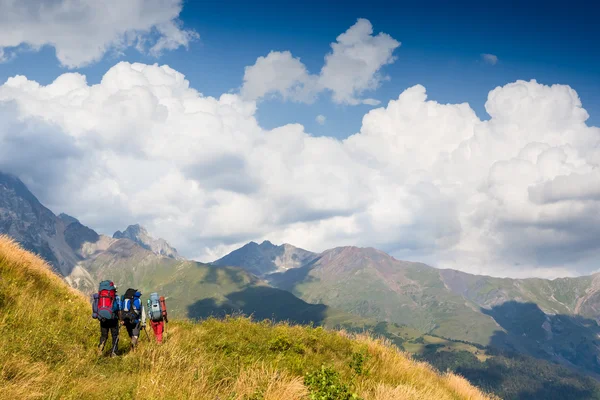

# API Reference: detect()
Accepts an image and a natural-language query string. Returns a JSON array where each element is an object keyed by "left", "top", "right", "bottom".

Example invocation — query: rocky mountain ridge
[
  {"left": 211, "top": 239, "right": 318, "bottom": 276},
  {"left": 0, "top": 171, "right": 184, "bottom": 292},
  {"left": 113, "top": 223, "right": 183, "bottom": 260}
]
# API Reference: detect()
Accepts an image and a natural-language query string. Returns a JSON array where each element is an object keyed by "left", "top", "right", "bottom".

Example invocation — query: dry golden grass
[
  {"left": 0, "top": 235, "right": 497, "bottom": 399},
  {"left": 350, "top": 334, "right": 498, "bottom": 400}
]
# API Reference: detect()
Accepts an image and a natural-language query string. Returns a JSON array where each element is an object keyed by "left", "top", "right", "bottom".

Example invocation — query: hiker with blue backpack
[
  {"left": 120, "top": 288, "right": 146, "bottom": 351},
  {"left": 147, "top": 292, "right": 168, "bottom": 343},
  {"left": 92, "top": 280, "right": 121, "bottom": 357}
]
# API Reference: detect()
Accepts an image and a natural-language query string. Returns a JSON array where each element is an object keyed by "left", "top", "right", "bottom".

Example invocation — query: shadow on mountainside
[
  {"left": 203, "top": 264, "right": 247, "bottom": 285},
  {"left": 515, "top": 382, "right": 600, "bottom": 400},
  {"left": 266, "top": 256, "right": 322, "bottom": 293},
  {"left": 441, "top": 351, "right": 600, "bottom": 400},
  {"left": 187, "top": 285, "right": 329, "bottom": 326},
  {"left": 481, "top": 301, "right": 600, "bottom": 376}
]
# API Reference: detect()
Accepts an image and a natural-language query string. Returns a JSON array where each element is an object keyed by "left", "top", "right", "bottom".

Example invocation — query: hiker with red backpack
[
  {"left": 92, "top": 280, "right": 121, "bottom": 357},
  {"left": 147, "top": 292, "right": 168, "bottom": 343},
  {"left": 119, "top": 288, "right": 146, "bottom": 351}
]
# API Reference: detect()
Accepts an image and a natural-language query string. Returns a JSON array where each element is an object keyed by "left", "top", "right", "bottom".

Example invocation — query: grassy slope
[
  {"left": 271, "top": 261, "right": 500, "bottom": 345},
  {"left": 0, "top": 236, "right": 494, "bottom": 400}
]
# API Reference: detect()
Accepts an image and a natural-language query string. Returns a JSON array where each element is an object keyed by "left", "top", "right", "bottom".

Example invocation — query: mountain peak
[
  {"left": 58, "top": 213, "right": 80, "bottom": 226},
  {"left": 212, "top": 240, "right": 318, "bottom": 277},
  {"left": 113, "top": 224, "right": 182, "bottom": 260},
  {"left": 113, "top": 224, "right": 146, "bottom": 238}
]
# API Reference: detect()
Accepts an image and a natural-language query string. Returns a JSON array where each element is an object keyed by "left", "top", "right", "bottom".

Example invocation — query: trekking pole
[
  {"left": 143, "top": 325, "right": 151, "bottom": 341},
  {"left": 111, "top": 333, "right": 120, "bottom": 355},
  {"left": 111, "top": 323, "right": 122, "bottom": 355}
]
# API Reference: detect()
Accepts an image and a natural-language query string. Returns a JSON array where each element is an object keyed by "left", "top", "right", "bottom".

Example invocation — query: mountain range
[
  {"left": 0, "top": 171, "right": 365, "bottom": 328},
  {"left": 222, "top": 240, "right": 600, "bottom": 376},
  {"left": 2, "top": 169, "right": 600, "bottom": 385}
]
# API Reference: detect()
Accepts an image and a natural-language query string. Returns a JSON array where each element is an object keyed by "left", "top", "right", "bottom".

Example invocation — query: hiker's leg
[
  {"left": 130, "top": 322, "right": 141, "bottom": 349},
  {"left": 98, "top": 321, "right": 109, "bottom": 352},
  {"left": 125, "top": 322, "right": 133, "bottom": 338},
  {"left": 109, "top": 319, "right": 119, "bottom": 355},
  {"left": 156, "top": 320, "right": 164, "bottom": 343},
  {"left": 151, "top": 320, "right": 161, "bottom": 342}
]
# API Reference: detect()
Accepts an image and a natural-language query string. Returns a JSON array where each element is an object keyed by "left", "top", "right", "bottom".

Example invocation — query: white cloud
[
  {"left": 0, "top": 0, "right": 198, "bottom": 68},
  {"left": 319, "top": 18, "right": 400, "bottom": 105},
  {"left": 481, "top": 53, "right": 499, "bottom": 65},
  {"left": 1, "top": 63, "right": 599, "bottom": 279},
  {"left": 241, "top": 18, "right": 400, "bottom": 105},
  {"left": 241, "top": 51, "right": 318, "bottom": 103},
  {"left": 316, "top": 115, "right": 326, "bottom": 125}
]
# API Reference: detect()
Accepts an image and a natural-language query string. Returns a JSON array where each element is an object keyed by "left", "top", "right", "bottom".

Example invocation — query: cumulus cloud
[
  {"left": 241, "top": 51, "right": 318, "bottom": 103},
  {"left": 241, "top": 18, "right": 400, "bottom": 105},
  {"left": 0, "top": 0, "right": 198, "bottom": 68},
  {"left": 1, "top": 62, "right": 599, "bottom": 279},
  {"left": 481, "top": 53, "right": 499, "bottom": 65},
  {"left": 316, "top": 115, "right": 326, "bottom": 125}
]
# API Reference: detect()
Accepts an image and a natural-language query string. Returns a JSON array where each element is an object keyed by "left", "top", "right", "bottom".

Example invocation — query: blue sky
[{"left": 0, "top": 0, "right": 598, "bottom": 139}]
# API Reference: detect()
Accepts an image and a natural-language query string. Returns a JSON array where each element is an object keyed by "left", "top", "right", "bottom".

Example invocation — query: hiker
[
  {"left": 120, "top": 288, "right": 146, "bottom": 350},
  {"left": 92, "top": 280, "right": 121, "bottom": 357},
  {"left": 147, "top": 292, "right": 169, "bottom": 343}
]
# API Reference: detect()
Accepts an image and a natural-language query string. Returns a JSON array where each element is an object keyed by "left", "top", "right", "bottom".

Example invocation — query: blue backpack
[
  {"left": 120, "top": 288, "right": 141, "bottom": 323},
  {"left": 148, "top": 292, "right": 163, "bottom": 321}
]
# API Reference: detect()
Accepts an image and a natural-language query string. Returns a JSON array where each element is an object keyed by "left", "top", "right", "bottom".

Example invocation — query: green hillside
[
  {"left": 268, "top": 247, "right": 501, "bottom": 345},
  {"left": 0, "top": 235, "right": 494, "bottom": 400},
  {"left": 266, "top": 246, "right": 600, "bottom": 378},
  {"left": 81, "top": 238, "right": 378, "bottom": 330}
]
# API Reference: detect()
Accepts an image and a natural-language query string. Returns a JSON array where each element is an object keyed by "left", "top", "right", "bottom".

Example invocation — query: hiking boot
[{"left": 110, "top": 351, "right": 117, "bottom": 358}]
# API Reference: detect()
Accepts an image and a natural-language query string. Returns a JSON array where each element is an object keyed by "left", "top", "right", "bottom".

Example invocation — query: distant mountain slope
[
  {"left": 269, "top": 246, "right": 501, "bottom": 345},
  {"left": 438, "top": 268, "right": 600, "bottom": 321},
  {"left": 113, "top": 224, "right": 183, "bottom": 260},
  {"left": 211, "top": 239, "right": 318, "bottom": 276},
  {"left": 265, "top": 245, "right": 600, "bottom": 376}
]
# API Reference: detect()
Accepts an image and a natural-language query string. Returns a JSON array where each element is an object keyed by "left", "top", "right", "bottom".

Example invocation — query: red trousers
[{"left": 150, "top": 320, "right": 165, "bottom": 343}]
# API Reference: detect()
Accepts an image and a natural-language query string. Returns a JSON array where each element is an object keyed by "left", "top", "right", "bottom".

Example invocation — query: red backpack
[{"left": 96, "top": 280, "right": 117, "bottom": 320}]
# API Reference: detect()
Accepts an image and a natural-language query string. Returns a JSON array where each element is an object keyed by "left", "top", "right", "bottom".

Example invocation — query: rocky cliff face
[
  {"left": 61, "top": 214, "right": 101, "bottom": 255},
  {"left": 0, "top": 172, "right": 80, "bottom": 275},
  {"left": 113, "top": 224, "right": 183, "bottom": 260},
  {"left": 0, "top": 172, "right": 181, "bottom": 293}
]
